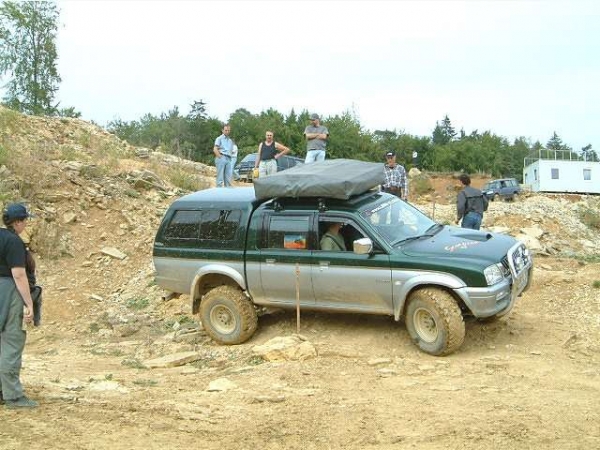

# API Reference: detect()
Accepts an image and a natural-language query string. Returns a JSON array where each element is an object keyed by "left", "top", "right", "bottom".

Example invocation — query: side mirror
[{"left": 353, "top": 237, "right": 373, "bottom": 255}]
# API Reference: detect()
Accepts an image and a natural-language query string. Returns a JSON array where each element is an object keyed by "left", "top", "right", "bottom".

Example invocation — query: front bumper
[{"left": 456, "top": 243, "right": 533, "bottom": 318}]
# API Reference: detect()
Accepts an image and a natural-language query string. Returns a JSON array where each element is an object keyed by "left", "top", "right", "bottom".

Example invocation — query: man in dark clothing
[
  {"left": 0, "top": 203, "right": 38, "bottom": 408},
  {"left": 456, "top": 174, "right": 488, "bottom": 230}
]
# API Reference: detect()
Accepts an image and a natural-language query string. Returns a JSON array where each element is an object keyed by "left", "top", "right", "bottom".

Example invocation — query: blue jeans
[
  {"left": 461, "top": 211, "right": 483, "bottom": 230},
  {"left": 215, "top": 155, "right": 233, "bottom": 187},
  {"left": 305, "top": 150, "right": 326, "bottom": 163},
  {"left": 227, "top": 157, "right": 237, "bottom": 183}
]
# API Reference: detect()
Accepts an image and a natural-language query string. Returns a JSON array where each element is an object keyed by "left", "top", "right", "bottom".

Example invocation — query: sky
[{"left": 50, "top": 0, "right": 600, "bottom": 152}]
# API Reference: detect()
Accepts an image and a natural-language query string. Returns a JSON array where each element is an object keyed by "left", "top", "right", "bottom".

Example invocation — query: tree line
[
  {"left": 1, "top": 1, "right": 597, "bottom": 181},
  {"left": 106, "top": 104, "right": 598, "bottom": 181}
]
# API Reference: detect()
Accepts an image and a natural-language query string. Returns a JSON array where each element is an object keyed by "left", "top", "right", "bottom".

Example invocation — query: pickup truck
[{"left": 153, "top": 161, "right": 533, "bottom": 356}]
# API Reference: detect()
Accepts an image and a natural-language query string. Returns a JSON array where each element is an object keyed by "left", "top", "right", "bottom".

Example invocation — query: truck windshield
[{"left": 361, "top": 197, "right": 438, "bottom": 246}]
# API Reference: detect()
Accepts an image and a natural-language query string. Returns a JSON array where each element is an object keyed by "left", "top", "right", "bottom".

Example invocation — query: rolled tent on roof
[{"left": 253, "top": 159, "right": 385, "bottom": 200}]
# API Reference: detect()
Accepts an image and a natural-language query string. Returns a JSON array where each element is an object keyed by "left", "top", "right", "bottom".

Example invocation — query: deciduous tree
[{"left": 0, "top": 1, "right": 61, "bottom": 115}]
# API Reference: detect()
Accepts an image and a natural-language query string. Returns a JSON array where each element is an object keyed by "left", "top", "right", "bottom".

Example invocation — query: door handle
[
  {"left": 265, "top": 258, "right": 276, "bottom": 264},
  {"left": 319, "top": 261, "right": 330, "bottom": 271}
]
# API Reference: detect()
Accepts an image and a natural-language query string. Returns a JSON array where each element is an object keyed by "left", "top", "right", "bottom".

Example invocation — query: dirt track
[{"left": 2, "top": 256, "right": 599, "bottom": 450}]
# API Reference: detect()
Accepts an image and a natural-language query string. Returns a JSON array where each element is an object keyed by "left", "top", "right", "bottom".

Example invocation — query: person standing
[
  {"left": 382, "top": 151, "right": 408, "bottom": 201},
  {"left": 255, "top": 131, "right": 291, "bottom": 178},
  {"left": 456, "top": 174, "right": 489, "bottom": 230},
  {"left": 303, "top": 113, "right": 329, "bottom": 163},
  {"left": 213, "top": 124, "right": 234, "bottom": 187},
  {"left": 228, "top": 143, "right": 239, "bottom": 183},
  {"left": 0, "top": 203, "right": 38, "bottom": 409}
]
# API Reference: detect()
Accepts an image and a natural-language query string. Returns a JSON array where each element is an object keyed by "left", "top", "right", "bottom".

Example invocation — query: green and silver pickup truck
[{"left": 153, "top": 160, "right": 532, "bottom": 356}]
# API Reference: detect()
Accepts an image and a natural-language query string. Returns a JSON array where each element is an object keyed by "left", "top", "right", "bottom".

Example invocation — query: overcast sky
[{"left": 53, "top": 0, "right": 599, "bottom": 152}]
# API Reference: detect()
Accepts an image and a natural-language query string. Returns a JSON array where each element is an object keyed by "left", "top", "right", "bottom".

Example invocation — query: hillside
[{"left": 1, "top": 107, "right": 599, "bottom": 450}]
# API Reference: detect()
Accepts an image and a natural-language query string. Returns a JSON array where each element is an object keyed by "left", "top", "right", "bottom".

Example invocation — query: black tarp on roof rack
[{"left": 253, "top": 159, "right": 384, "bottom": 200}]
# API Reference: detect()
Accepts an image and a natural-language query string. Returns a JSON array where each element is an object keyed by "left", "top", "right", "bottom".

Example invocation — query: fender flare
[
  {"left": 190, "top": 264, "right": 246, "bottom": 302},
  {"left": 394, "top": 272, "right": 468, "bottom": 321}
]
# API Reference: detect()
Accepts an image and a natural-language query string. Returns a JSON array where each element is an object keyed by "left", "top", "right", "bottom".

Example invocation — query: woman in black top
[
  {"left": 255, "top": 131, "right": 291, "bottom": 178},
  {"left": 0, "top": 203, "right": 38, "bottom": 408}
]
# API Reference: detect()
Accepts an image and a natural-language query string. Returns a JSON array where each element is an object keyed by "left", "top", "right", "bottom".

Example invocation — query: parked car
[
  {"left": 483, "top": 178, "right": 522, "bottom": 201},
  {"left": 153, "top": 160, "right": 533, "bottom": 356},
  {"left": 234, "top": 153, "right": 304, "bottom": 182}
]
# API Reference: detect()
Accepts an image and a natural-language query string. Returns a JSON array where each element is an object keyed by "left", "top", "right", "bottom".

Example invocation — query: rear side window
[
  {"left": 164, "top": 209, "right": 241, "bottom": 241},
  {"left": 267, "top": 215, "right": 310, "bottom": 250}
]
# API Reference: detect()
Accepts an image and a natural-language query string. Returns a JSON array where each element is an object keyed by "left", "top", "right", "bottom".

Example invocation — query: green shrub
[
  {"left": 124, "top": 188, "right": 141, "bottom": 198},
  {"left": 0, "top": 144, "right": 9, "bottom": 166},
  {"left": 0, "top": 107, "right": 20, "bottom": 131},
  {"left": 80, "top": 164, "right": 108, "bottom": 179},
  {"left": 133, "top": 379, "right": 158, "bottom": 387},
  {"left": 167, "top": 167, "right": 208, "bottom": 191},
  {"left": 126, "top": 297, "right": 150, "bottom": 310},
  {"left": 77, "top": 130, "right": 92, "bottom": 148},
  {"left": 579, "top": 207, "right": 600, "bottom": 230},
  {"left": 121, "top": 358, "right": 147, "bottom": 369},
  {"left": 411, "top": 176, "right": 434, "bottom": 196},
  {"left": 593, "top": 280, "right": 600, "bottom": 289},
  {"left": 59, "top": 145, "right": 79, "bottom": 161}
]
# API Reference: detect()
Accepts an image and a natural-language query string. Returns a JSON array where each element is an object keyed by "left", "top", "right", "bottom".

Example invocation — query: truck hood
[{"left": 399, "top": 226, "right": 516, "bottom": 264}]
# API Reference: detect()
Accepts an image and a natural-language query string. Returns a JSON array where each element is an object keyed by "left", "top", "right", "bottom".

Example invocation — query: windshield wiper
[
  {"left": 391, "top": 223, "right": 443, "bottom": 246},
  {"left": 424, "top": 223, "right": 443, "bottom": 235},
  {"left": 392, "top": 233, "right": 434, "bottom": 245}
]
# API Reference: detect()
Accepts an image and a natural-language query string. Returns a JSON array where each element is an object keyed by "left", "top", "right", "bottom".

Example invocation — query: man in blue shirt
[{"left": 213, "top": 124, "right": 234, "bottom": 187}]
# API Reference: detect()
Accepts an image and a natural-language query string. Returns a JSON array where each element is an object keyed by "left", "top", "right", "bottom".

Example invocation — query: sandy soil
[
  {"left": 2, "top": 257, "right": 599, "bottom": 449},
  {"left": 2, "top": 175, "right": 599, "bottom": 450}
]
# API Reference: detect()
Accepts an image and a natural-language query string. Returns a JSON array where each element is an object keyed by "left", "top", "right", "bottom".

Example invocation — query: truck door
[
  {"left": 257, "top": 213, "right": 316, "bottom": 306},
  {"left": 312, "top": 216, "right": 393, "bottom": 315}
]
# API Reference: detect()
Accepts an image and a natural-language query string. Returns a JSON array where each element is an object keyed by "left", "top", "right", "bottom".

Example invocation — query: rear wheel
[
  {"left": 405, "top": 288, "right": 465, "bottom": 356},
  {"left": 200, "top": 286, "right": 258, "bottom": 344}
]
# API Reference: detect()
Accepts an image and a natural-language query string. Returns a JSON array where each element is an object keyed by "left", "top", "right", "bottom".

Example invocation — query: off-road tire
[
  {"left": 200, "top": 286, "right": 258, "bottom": 345},
  {"left": 405, "top": 288, "right": 465, "bottom": 356}
]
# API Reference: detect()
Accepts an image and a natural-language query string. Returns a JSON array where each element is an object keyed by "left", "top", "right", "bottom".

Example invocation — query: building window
[
  {"left": 583, "top": 169, "right": 591, "bottom": 181},
  {"left": 534, "top": 169, "right": 538, "bottom": 181},
  {"left": 551, "top": 168, "right": 559, "bottom": 179}
]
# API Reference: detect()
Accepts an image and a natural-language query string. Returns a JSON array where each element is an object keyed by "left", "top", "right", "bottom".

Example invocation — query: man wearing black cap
[
  {"left": 382, "top": 151, "right": 408, "bottom": 201},
  {"left": 0, "top": 203, "right": 38, "bottom": 408},
  {"left": 303, "top": 113, "right": 329, "bottom": 163}
]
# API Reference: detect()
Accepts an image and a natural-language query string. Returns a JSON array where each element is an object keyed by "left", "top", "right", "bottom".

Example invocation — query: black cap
[{"left": 385, "top": 151, "right": 396, "bottom": 158}]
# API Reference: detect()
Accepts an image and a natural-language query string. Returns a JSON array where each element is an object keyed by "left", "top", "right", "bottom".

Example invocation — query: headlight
[{"left": 484, "top": 263, "right": 504, "bottom": 286}]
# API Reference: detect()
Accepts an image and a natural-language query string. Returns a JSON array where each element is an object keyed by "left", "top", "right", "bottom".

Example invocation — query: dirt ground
[
  {"left": 2, "top": 258, "right": 599, "bottom": 449},
  {"left": 3, "top": 214, "right": 599, "bottom": 449}
]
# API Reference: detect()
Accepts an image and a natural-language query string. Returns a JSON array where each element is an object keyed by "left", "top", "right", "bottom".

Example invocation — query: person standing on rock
[
  {"left": 382, "top": 151, "right": 408, "bottom": 201},
  {"left": 213, "top": 124, "right": 234, "bottom": 187},
  {"left": 303, "top": 113, "right": 329, "bottom": 163},
  {"left": 228, "top": 142, "right": 239, "bottom": 184},
  {"left": 255, "top": 131, "right": 291, "bottom": 178},
  {"left": 456, "top": 174, "right": 488, "bottom": 230},
  {"left": 0, "top": 203, "right": 39, "bottom": 409}
]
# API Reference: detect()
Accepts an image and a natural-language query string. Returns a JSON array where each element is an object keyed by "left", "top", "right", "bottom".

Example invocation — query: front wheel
[
  {"left": 405, "top": 288, "right": 465, "bottom": 356},
  {"left": 200, "top": 286, "right": 258, "bottom": 345}
]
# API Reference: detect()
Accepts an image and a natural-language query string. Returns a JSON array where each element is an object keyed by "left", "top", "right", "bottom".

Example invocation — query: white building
[{"left": 523, "top": 158, "right": 599, "bottom": 194}]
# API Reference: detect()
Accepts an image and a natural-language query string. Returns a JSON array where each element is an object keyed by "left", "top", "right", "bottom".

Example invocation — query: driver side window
[{"left": 318, "top": 218, "right": 365, "bottom": 252}]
